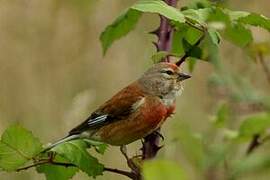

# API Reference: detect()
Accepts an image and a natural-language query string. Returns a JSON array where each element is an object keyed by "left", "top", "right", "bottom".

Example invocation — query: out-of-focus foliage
[{"left": 143, "top": 160, "right": 187, "bottom": 180}]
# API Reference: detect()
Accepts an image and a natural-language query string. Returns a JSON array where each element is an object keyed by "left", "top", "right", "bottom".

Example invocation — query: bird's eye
[{"left": 164, "top": 70, "right": 173, "bottom": 75}]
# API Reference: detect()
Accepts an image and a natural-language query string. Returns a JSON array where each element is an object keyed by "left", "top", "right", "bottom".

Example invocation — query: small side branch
[
  {"left": 176, "top": 33, "right": 205, "bottom": 66},
  {"left": 246, "top": 134, "right": 260, "bottom": 155},
  {"left": 16, "top": 159, "right": 134, "bottom": 179},
  {"left": 104, "top": 167, "right": 136, "bottom": 179}
]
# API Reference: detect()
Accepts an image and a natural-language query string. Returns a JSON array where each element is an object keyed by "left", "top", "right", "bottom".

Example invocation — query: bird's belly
[{"left": 93, "top": 104, "right": 168, "bottom": 146}]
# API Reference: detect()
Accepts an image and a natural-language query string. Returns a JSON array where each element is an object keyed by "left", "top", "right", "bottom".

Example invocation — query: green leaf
[
  {"left": 203, "top": 143, "right": 228, "bottom": 169},
  {"left": 0, "top": 124, "right": 42, "bottom": 171},
  {"left": 51, "top": 140, "right": 104, "bottom": 178},
  {"left": 225, "top": 23, "right": 253, "bottom": 47},
  {"left": 212, "top": 102, "right": 230, "bottom": 128},
  {"left": 36, "top": 156, "right": 78, "bottom": 180},
  {"left": 173, "top": 122, "right": 204, "bottom": 168},
  {"left": 231, "top": 154, "right": 270, "bottom": 179},
  {"left": 225, "top": 9, "right": 250, "bottom": 21},
  {"left": 223, "top": 9, "right": 270, "bottom": 31},
  {"left": 188, "top": 46, "right": 203, "bottom": 59},
  {"left": 94, "top": 143, "right": 108, "bottom": 155},
  {"left": 171, "top": 25, "right": 188, "bottom": 56},
  {"left": 187, "top": 57, "right": 197, "bottom": 72},
  {"left": 131, "top": 0, "right": 185, "bottom": 23},
  {"left": 100, "top": 0, "right": 186, "bottom": 55},
  {"left": 204, "top": 35, "right": 221, "bottom": 68},
  {"left": 151, "top": 51, "right": 169, "bottom": 63},
  {"left": 207, "top": 28, "right": 221, "bottom": 46},
  {"left": 185, "top": 0, "right": 211, "bottom": 10},
  {"left": 100, "top": 9, "right": 141, "bottom": 55},
  {"left": 143, "top": 159, "right": 187, "bottom": 180},
  {"left": 239, "top": 13, "right": 270, "bottom": 32},
  {"left": 238, "top": 113, "right": 270, "bottom": 139},
  {"left": 182, "top": 8, "right": 212, "bottom": 24},
  {"left": 184, "top": 26, "right": 203, "bottom": 45}
]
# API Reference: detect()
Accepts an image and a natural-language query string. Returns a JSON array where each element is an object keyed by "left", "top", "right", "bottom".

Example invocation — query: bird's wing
[{"left": 68, "top": 82, "right": 145, "bottom": 135}]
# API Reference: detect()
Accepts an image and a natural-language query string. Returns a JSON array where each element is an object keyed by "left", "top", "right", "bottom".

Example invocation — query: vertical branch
[{"left": 142, "top": 0, "right": 178, "bottom": 160}]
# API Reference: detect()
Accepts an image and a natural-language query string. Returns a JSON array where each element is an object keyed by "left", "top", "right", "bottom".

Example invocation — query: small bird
[{"left": 43, "top": 62, "right": 191, "bottom": 151}]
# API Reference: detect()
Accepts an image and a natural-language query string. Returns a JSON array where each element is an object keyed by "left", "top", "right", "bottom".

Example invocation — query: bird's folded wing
[{"left": 68, "top": 82, "right": 145, "bottom": 135}]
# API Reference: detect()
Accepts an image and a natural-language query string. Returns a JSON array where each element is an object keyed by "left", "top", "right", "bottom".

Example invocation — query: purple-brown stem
[{"left": 142, "top": 0, "right": 178, "bottom": 160}]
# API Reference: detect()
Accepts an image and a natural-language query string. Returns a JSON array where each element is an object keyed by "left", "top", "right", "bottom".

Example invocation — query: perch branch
[
  {"left": 142, "top": 0, "right": 178, "bottom": 160},
  {"left": 16, "top": 159, "right": 134, "bottom": 179}
]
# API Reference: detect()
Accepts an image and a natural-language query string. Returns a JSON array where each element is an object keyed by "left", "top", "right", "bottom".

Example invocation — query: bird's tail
[{"left": 41, "top": 134, "right": 80, "bottom": 153}]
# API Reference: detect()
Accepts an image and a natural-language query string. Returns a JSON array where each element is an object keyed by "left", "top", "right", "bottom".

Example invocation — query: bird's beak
[{"left": 178, "top": 72, "right": 191, "bottom": 81}]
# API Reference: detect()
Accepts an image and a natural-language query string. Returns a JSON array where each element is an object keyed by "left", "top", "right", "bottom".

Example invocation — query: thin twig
[
  {"left": 175, "top": 32, "right": 206, "bottom": 66},
  {"left": 104, "top": 167, "right": 136, "bottom": 179},
  {"left": 246, "top": 134, "right": 260, "bottom": 155},
  {"left": 16, "top": 159, "right": 135, "bottom": 179},
  {"left": 16, "top": 160, "right": 49, "bottom": 172}
]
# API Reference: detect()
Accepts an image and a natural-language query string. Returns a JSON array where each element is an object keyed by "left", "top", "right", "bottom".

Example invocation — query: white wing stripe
[{"left": 88, "top": 114, "right": 108, "bottom": 126}]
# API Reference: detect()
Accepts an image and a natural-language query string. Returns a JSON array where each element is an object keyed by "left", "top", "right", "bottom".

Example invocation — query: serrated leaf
[
  {"left": 131, "top": 0, "right": 185, "bottom": 23},
  {"left": 100, "top": 9, "right": 141, "bottom": 55},
  {"left": 238, "top": 113, "right": 270, "bottom": 138},
  {"left": 51, "top": 140, "right": 104, "bottom": 177},
  {"left": 36, "top": 156, "right": 78, "bottom": 180},
  {"left": 143, "top": 160, "right": 187, "bottom": 180},
  {"left": 0, "top": 124, "right": 42, "bottom": 171}
]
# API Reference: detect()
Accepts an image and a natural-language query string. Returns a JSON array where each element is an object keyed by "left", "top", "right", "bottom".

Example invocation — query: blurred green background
[{"left": 0, "top": 0, "right": 270, "bottom": 179}]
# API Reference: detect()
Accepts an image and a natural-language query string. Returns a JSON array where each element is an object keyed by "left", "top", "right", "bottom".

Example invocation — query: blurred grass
[{"left": 0, "top": 0, "right": 269, "bottom": 179}]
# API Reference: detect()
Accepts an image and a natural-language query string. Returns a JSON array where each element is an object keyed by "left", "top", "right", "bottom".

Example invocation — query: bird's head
[{"left": 138, "top": 62, "right": 191, "bottom": 99}]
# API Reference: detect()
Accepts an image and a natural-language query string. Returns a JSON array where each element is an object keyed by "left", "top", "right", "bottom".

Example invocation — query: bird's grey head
[{"left": 138, "top": 62, "right": 191, "bottom": 99}]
